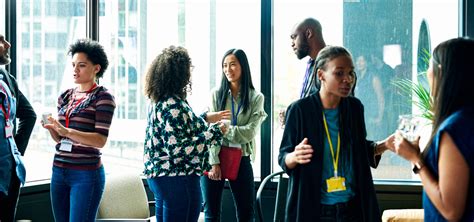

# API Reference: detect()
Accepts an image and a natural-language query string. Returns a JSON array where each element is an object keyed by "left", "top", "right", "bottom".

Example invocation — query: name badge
[
  {"left": 59, "top": 138, "right": 73, "bottom": 152},
  {"left": 5, "top": 122, "right": 13, "bottom": 138},
  {"left": 229, "top": 142, "right": 241, "bottom": 148},
  {"left": 326, "top": 176, "right": 346, "bottom": 193}
]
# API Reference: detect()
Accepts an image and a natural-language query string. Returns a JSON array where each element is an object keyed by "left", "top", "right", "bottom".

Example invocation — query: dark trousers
[
  {"left": 0, "top": 169, "right": 21, "bottom": 222},
  {"left": 320, "top": 198, "right": 362, "bottom": 222},
  {"left": 201, "top": 156, "right": 255, "bottom": 222}
]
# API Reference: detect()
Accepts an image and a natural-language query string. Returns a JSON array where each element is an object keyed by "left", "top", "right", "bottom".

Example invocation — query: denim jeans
[
  {"left": 320, "top": 197, "right": 361, "bottom": 222},
  {"left": 50, "top": 165, "right": 105, "bottom": 222},
  {"left": 200, "top": 156, "right": 255, "bottom": 222},
  {"left": 147, "top": 175, "right": 202, "bottom": 222}
]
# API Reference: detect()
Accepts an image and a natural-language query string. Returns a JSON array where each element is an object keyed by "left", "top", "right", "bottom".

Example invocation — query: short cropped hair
[{"left": 68, "top": 39, "right": 109, "bottom": 79}]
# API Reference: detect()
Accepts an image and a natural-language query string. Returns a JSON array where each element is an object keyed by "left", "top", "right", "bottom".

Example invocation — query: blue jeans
[
  {"left": 200, "top": 156, "right": 255, "bottom": 222},
  {"left": 50, "top": 165, "right": 105, "bottom": 222},
  {"left": 147, "top": 175, "right": 202, "bottom": 222}
]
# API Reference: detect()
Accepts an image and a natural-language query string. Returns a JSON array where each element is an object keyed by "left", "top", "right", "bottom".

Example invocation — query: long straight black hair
[
  {"left": 216, "top": 49, "right": 255, "bottom": 114},
  {"left": 424, "top": 37, "right": 474, "bottom": 155}
]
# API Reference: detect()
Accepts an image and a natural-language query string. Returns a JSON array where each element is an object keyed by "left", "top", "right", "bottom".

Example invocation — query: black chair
[{"left": 256, "top": 171, "right": 288, "bottom": 222}]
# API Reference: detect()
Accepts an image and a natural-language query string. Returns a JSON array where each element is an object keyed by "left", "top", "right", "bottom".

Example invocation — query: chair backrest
[
  {"left": 256, "top": 171, "right": 288, "bottom": 222},
  {"left": 97, "top": 173, "right": 150, "bottom": 219}
]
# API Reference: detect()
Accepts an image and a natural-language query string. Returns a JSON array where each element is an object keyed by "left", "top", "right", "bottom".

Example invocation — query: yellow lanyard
[{"left": 322, "top": 111, "right": 340, "bottom": 177}]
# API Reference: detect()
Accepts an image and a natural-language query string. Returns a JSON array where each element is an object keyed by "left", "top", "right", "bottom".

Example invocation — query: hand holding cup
[
  {"left": 42, "top": 112, "right": 52, "bottom": 126},
  {"left": 219, "top": 119, "right": 231, "bottom": 134}
]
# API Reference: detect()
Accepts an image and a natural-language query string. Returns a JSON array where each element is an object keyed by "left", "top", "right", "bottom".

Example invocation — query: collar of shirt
[{"left": 227, "top": 88, "right": 241, "bottom": 99}]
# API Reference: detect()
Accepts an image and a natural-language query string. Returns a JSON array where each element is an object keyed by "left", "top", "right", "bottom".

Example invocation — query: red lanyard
[
  {"left": 0, "top": 85, "right": 10, "bottom": 122},
  {"left": 65, "top": 83, "right": 97, "bottom": 128}
]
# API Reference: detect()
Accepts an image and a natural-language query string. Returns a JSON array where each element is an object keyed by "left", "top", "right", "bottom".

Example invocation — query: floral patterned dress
[{"left": 143, "top": 96, "right": 223, "bottom": 178}]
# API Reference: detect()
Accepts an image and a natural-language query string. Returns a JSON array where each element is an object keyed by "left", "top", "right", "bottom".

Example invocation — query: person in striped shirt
[{"left": 42, "top": 39, "right": 116, "bottom": 222}]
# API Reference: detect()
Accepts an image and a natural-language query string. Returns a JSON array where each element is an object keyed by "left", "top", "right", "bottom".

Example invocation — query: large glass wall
[
  {"left": 17, "top": 0, "right": 86, "bottom": 182},
  {"left": 97, "top": 0, "right": 261, "bottom": 178},
  {"left": 17, "top": 0, "right": 261, "bottom": 182},
  {"left": 0, "top": 1, "right": 4, "bottom": 34},
  {"left": 6, "top": 0, "right": 460, "bottom": 182}
]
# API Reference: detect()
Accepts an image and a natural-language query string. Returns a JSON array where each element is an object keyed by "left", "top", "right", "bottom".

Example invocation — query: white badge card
[
  {"left": 229, "top": 142, "right": 242, "bottom": 148},
  {"left": 59, "top": 138, "right": 73, "bottom": 152},
  {"left": 5, "top": 122, "right": 13, "bottom": 138}
]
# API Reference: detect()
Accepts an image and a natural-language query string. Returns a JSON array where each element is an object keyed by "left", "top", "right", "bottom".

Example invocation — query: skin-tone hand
[
  {"left": 206, "top": 110, "right": 231, "bottom": 123},
  {"left": 285, "top": 138, "right": 313, "bottom": 169},
  {"left": 208, "top": 164, "right": 222, "bottom": 180},
  {"left": 41, "top": 117, "right": 61, "bottom": 143},
  {"left": 374, "top": 133, "right": 396, "bottom": 155},
  {"left": 43, "top": 116, "right": 71, "bottom": 137},
  {"left": 384, "top": 134, "right": 396, "bottom": 152},
  {"left": 40, "top": 118, "right": 52, "bottom": 128},
  {"left": 393, "top": 131, "right": 422, "bottom": 164},
  {"left": 41, "top": 115, "right": 107, "bottom": 147},
  {"left": 218, "top": 122, "right": 228, "bottom": 135},
  {"left": 278, "top": 109, "right": 286, "bottom": 129}
]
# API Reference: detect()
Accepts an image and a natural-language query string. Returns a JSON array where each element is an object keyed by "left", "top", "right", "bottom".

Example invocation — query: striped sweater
[{"left": 54, "top": 86, "right": 116, "bottom": 170}]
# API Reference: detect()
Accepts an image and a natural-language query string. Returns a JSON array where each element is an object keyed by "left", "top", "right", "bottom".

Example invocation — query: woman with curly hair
[
  {"left": 143, "top": 46, "right": 226, "bottom": 222},
  {"left": 42, "top": 39, "right": 116, "bottom": 221}
]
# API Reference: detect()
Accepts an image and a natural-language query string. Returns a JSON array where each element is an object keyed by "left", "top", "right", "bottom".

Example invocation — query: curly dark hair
[
  {"left": 68, "top": 39, "right": 109, "bottom": 79},
  {"left": 144, "top": 46, "right": 192, "bottom": 103}
]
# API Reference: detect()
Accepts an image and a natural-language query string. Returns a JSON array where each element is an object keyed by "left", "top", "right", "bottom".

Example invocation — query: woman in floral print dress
[{"left": 143, "top": 46, "right": 227, "bottom": 222}]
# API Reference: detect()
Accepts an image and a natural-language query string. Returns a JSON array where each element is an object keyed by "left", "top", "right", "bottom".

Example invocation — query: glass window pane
[
  {"left": 98, "top": 0, "right": 261, "bottom": 178},
  {"left": 0, "top": 1, "right": 4, "bottom": 34},
  {"left": 17, "top": 0, "right": 86, "bottom": 182},
  {"left": 273, "top": 0, "right": 458, "bottom": 180}
]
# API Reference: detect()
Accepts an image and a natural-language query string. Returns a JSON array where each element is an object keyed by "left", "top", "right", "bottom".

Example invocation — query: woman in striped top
[{"left": 42, "top": 39, "right": 116, "bottom": 222}]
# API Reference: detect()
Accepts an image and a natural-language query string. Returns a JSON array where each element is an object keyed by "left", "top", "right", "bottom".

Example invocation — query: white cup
[
  {"left": 221, "top": 119, "right": 231, "bottom": 129},
  {"left": 42, "top": 112, "right": 52, "bottom": 124}
]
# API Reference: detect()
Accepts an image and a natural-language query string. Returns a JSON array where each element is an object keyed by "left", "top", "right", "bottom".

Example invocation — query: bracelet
[{"left": 412, "top": 161, "right": 425, "bottom": 174}]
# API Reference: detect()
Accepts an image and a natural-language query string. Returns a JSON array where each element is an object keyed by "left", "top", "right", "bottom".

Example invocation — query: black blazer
[
  {"left": 0, "top": 68, "right": 36, "bottom": 155},
  {"left": 278, "top": 92, "right": 381, "bottom": 222}
]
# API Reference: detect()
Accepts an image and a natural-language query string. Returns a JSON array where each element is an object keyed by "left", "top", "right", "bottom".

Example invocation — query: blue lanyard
[{"left": 231, "top": 97, "right": 242, "bottom": 126}]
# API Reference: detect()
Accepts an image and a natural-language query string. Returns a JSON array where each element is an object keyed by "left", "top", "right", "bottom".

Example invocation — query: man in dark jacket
[{"left": 0, "top": 33, "right": 37, "bottom": 222}]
